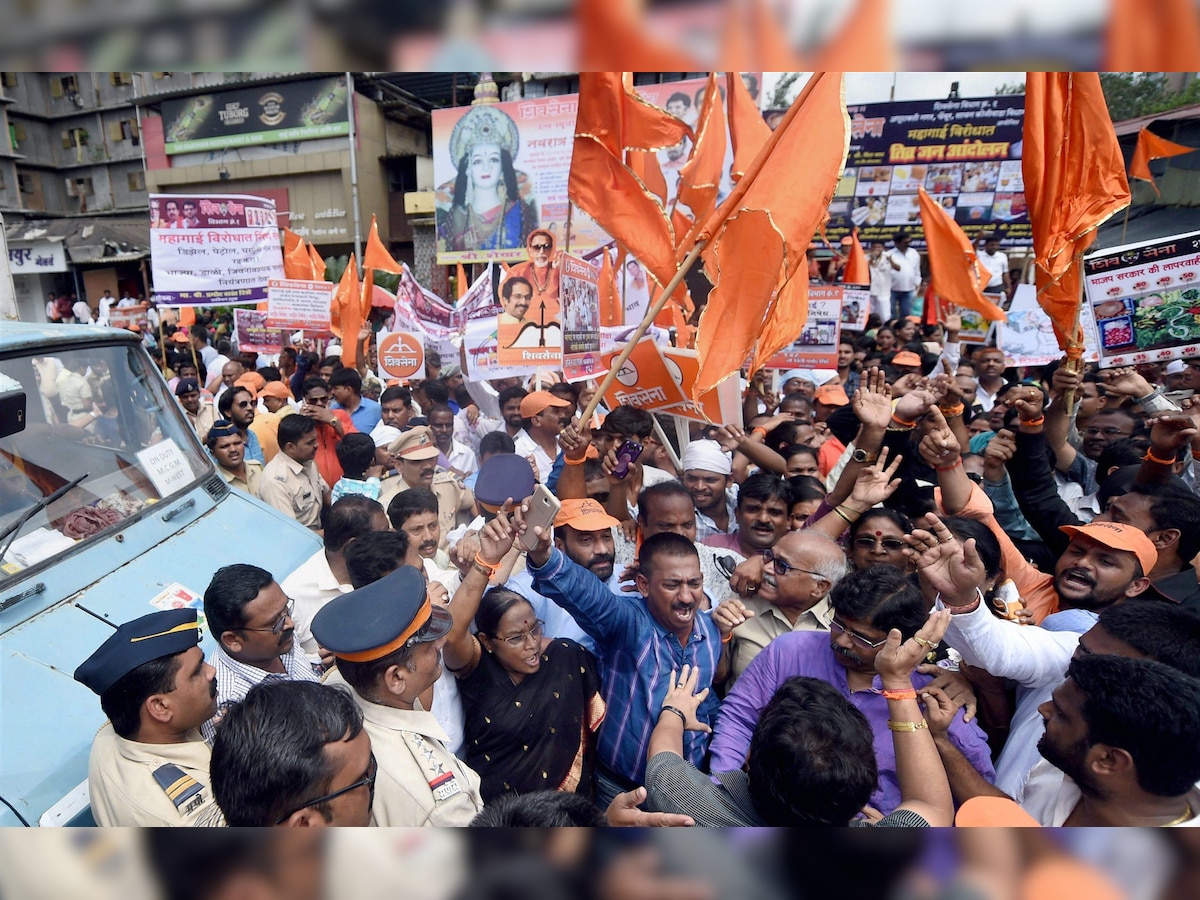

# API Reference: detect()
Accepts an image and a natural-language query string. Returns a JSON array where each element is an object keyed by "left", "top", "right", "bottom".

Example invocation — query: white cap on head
[
  {"left": 1166, "top": 360, "right": 1187, "bottom": 376},
  {"left": 681, "top": 439, "right": 732, "bottom": 476}
]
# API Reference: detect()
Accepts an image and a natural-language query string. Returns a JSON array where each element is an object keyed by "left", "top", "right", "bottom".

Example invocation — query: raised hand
[
  {"left": 711, "top": 424, "right": 745, "bottom": 454},
  {"left": 904, "top": 513, "right": 987, "bottom": 606},
  {"left": 918, "top": 407, "right": 961, "bottom": 469},
  {"left": 479, "top": 499, "right": 517, "bottom": 564},
  {"left": 1050, "top": 363, "right": 1082, "bottom": 401},
  {"left": 559, "top": 421, "right": 591, "bottom": 462},
  {"left": 893, "top": 388, "right": 938, "bottom": 423},
  {"left": 511, "top": 495, "right": 553, "bottom": 564},
  {"left": 712, "top": 597, "right": 755, "bottom": 639},
  {"left": 873, "top": 609, "right": 951, "bottom": 685},
  {"left": 661, "top": 665, "right": 711, "bottom": 732},
  {"left": 1099, "top": 366, "right": 1153, "bottom": 400},
  {"left": 848, "top": 446, "right": 903, "bottom": 508},
  {"left": 917, "top": 684, "right": 962, "bottom": 737},
  {"left": 1007, "top": 385, "right": 1044, "bottom": 421},
  {"left": 729, "top": 555, "right": 765, "bottom": 596},
  {"left": 983, "top": 429, "right": 1016, "bottom": 481},
  {"left": 1146, "top": 413, "right": 1199, "bottom": 451},
  {"left": 852, "top": 371, "right": 894, "bottom": 431}
]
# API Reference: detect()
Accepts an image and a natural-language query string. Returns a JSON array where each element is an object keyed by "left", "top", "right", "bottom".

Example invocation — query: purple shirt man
[{"left": 710, "top": 631, "right": 995, "bottom": 815}]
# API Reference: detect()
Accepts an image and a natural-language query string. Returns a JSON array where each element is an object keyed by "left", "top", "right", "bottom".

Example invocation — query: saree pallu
[{"left": 459, "top": 639, "right": 606, "bottom": 801}]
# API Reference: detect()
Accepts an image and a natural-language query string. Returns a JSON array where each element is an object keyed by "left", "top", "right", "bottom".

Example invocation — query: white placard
[
  {"left": 265, "top": 279, "right": 335, "bottom": 331},
  {"left": 136, "top": 438, "right": 194, "bottom": 498}
]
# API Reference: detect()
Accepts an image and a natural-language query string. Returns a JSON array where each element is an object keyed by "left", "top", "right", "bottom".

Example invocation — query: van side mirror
[{"left": 0, "top": 391, "right": 27, "bottom": 438}]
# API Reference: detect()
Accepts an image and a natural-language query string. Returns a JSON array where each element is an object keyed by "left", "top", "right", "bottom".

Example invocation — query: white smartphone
[{"left": 517, "top": 484, "right": 562, "bottom": 552}]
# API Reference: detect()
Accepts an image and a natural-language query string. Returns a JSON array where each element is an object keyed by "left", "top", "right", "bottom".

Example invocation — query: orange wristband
[
  {"left": 564, "top": 455, "right": 587, "bottom": 466},
  {"left": 879, "top": 688, "right": 918, "bottom": 701},
  {"left": 1145, "top": 448, "right": 1175, "bottom": 466},
  {"left": 1020, "top": 416, "right": 1045, "bottom": 428}
]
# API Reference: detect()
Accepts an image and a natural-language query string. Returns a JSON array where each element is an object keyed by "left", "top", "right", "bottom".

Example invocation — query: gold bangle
[
  {"left": 833, "top": 506, "right": 854, "bottom": 525},
  {"left": 887, "top": 720, "right": 928, "bottom": 732}
]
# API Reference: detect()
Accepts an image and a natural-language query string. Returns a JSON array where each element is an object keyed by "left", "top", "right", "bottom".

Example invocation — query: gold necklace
[{"left": 1161, "top": 803, "right": 1193, "bottom": 827}]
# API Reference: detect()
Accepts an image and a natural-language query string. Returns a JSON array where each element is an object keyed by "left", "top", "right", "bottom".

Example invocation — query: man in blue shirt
[
  {"left": 330, "top": 368, "right": 382, "bottom": 434},
  {"left": 217, "top": 385, "right": 264, "bottom": 464},
  {"left": 516, "top": 506, "right": 722, "bottom": 807}
]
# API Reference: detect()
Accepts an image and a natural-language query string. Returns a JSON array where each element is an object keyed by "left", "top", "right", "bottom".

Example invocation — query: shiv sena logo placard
[{"left": 376, "top": 331, "right": 425, "bottom": 380}]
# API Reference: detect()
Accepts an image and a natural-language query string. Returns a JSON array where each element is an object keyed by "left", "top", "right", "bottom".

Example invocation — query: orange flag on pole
[
  {"left": 597, "top": 247, "right": 622, "bottom": 327},
  {"left": 308, "top": 242, "right": 326, "bottom": 282},
  {"left": 455, "top": 263, "right": 468, "bottom": 302},
  {"left": 283, "top": 236, "right": 313, "bottom": 280},
  {"left": 629, "top": 149, "right": 668, "bottom": 206},
  {"left": 726, "top": 70, "right": 771, "bottom": 184},
  {"left": 578, "top": 0, "right": 704, "bottom": 70},
  {"left": 364, "top": 215, "right": 402, "bottom": 274},
  {"left": 917, "top": 188, "right": 1007, "bottom": 322},
  {"left": 677, "top": 72, "right": 728, "bottom": 224},
  {"left": 282, "top": 227, "right": 303, "bottom": 255},
  {"left": 568, "top": 72, "right": 692, "bottom": 290},
  {"left": 693, "top": 72, "right": 849, "bottom": 394},
  {"left": 1105, "top": 0, "right": 1200, "bottom": 70},
  {"left": 843, "top": 228, "right": 870, "bottom": 285},
  {"left": 1023, "top": 72, "right": 1130, "bottom": 349},
  {"left": 812, "top": 0, "right": 898, "bottom": 71},
  {"left": 331, "top": 253, "right": 359, "bottom": 343},
  {"left": 1130, "top": 127, "right": 1194, "bottom": 195}
]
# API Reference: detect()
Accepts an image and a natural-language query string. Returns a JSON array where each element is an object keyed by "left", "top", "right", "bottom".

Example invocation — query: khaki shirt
[
  {"left": 56, "top": 369, "right": 92, "bottom": 415},
  {"left": 330, "top": 674, "right": 483, "bottom": 826},
  {"left": 219, "top": 459, "right": 263, "bottom": 496},
  {"left": 378, "top": 473, "right": 475, "bottom": 551},
  {"left": 185, "top": 400, "right": 217, "bottom": 443},
  {"left": 728, "top": 595, "right": 834, "bottom": 686},
  {"left": 258, "top": 453, "right": 327, "bottom": 529},
  {"left": 87, "top": 723, "right": 225, "bottom": 827}
]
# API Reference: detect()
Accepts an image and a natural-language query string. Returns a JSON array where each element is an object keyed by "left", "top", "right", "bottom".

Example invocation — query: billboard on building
[
  {"left": 149, "top": 193, "right": 284, "bottom": 305},
  {"left": 824, "top": 96, "right": 1029, "bottom": 249},
  {"left": 430, "top": 75, "right": 761, "bottom": 266},
  {"left": 160, "top": 76, "right": 350, "bottom": 155}
]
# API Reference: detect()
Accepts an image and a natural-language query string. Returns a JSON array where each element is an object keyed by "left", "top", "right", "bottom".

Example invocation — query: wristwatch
[{"left": 852, "top": 448, "right": 879, "bottom": 464}]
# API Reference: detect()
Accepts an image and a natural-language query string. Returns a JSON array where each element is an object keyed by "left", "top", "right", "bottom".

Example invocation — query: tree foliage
[
  {"left": 1099, "top": 72, "right": 1200, "bottom": 123},
  {"left": 769, "top": 72, "right": 803, "bottom": 109}
]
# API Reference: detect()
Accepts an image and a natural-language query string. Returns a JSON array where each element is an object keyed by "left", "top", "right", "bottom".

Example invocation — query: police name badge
[{"left": 429, "top": 771, "right": 462, "bottom": 802}]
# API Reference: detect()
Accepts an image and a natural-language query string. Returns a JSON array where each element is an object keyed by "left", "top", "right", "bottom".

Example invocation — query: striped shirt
[
  {"left": 203, "top": 641, "right": 318, "bottom": 741},
  {"left": 528, "top": 548, "right": 722, "bottom": 785}
]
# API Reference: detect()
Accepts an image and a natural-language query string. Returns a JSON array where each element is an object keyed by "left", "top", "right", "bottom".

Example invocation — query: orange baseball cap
[
  {"left": 954, "top": 796, "right": 1040, "bottom": 827},
  {"left": 520, "top": 390, "right": 571, "bottom": 419},
  {"left": 259, "top": 381, "right": 292, "bottom": 400},
  {"left": 170, "top": 331, "right": 190, "bottom": 344},
  {"left": 235, "top": 372, "right": 266, "bottom": 393},
  {"left": 891, "top": 350, "right": 923, "bottom": 366},
  {"left": 1059, "top": 522, "right": 1158, "bottom": 576},
  {"left": 813, "top": 383, "right": 849, "bottom": 406},
  {"left": 555, "top": 498, "right": 620, "bottom": 531}
]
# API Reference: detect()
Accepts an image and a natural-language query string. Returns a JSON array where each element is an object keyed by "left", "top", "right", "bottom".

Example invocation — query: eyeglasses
[
  {"left": 763, "top": 549, "right": 828, "bottom": 581},
  {"left": 273, "top": 752, "right": 377, "bottom": 825},
  {"left": 493, "top": 619, "right": 544, "bottom": 648},
  {"left": 241, "top": 598, "right": 295, "bottom": 635},
  {"left": 853, "top": 536, "right": 906, "bottom": 552},
  {"left": 530, "top": 243, "right": 552, "bottom": 251},
  {"left": 830, "top": 617, "right": 888, "bottom": 650},
  {"left": 234, "top": 400, "right": 253, "bottom": 409},
  {"left": 1083, "top": 426, "right": 1131, "bottom": 438},
  {"left": 306, "top": 395, "right": 330, "bottom": 405}
]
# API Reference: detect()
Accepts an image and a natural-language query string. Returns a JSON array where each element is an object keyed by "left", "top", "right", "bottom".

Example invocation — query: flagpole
[
  {"left": 578, "top": 240, "right": 706, "bottom": 424},
  {"left": 1061, "top": 258, "right": 1087, "bottom": 417},
  {"left": 1120, "top": 204, "right": 1131, "bottom": 244}
]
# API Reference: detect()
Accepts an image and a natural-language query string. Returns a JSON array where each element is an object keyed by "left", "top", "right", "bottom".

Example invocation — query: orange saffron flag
[
  {"left": 812, "top": 0, "right": 898, "bottom": 71},
  {"left": 308, "top": 242, "right": 326, "bottom": 282},
  {"left": 1105, "top": 0, "right": 1200, "bottom": 70},
  {"left": 843, "top": 228, "right": 870, "bottom": 286},
  {"left": 726, "top": 71, "right": 771, "bottom": 184},
  {"left": 693, "top": 73, "right": 849, "bottom": 394},
  {"left": 331, "top": 253, "right": 359, "bottom": 343},
  {"left": 1130, "top": 127, "right": 1193, "bottom": 195},
  {"left": 577, "top": 0, "right": 704, "bottom": 70},
  {"left": 629, "top": 149, "right": 668, "bottom": 206},
  {"left": 282, "top": 227, "right": 303, "bottom": 255},
  {"left": 1023, "top": 72, "right": 1130, "bottom": 348},
  {"left": 597, "top": 247, "right": 623, "bottom": 327},
  {"left": 917, "top": 188, "right": 1006, "bottom": 322},
  {"left": 178, "top": 305, "right": 196, "bottom": 327},
  {"left": 364, "top": 214, "right": 402, "bottom": 274},
  {"left": 677, "top": 72, "right": 728, "bottom": 224},
  {"left": 283, "top": 236, "right": 313, "bottom": 280},
  {"left": 456, "top": 263, "right": 468, "bottom": 301},
  {"left": 569, "top": 72, "right": 691, "bottom": 291}
]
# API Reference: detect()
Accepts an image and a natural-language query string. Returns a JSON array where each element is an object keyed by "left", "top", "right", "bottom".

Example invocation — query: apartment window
[
  {"left": 65, "top": 176, "right": 93, "bottom": 197},
  {"left": 1, "top": 73, "right": 17, "bottom": 88},
  {"left": 61, "top": 128, "right": 89, "bottom": 149},
  {"left": 109, "top": 118, "right": 140, "bottom": 144},
  {"left": 50, "top": 75, "right": 79, "bottom": 99},
  {"left": 109, "top": 72, "right": 132, "bottom": 86},
  {"left": 18, "top": 172, "right": 35, "bottom": 193},
  {"left": 127, "top": 170, "right": 145, "bottom": 191},
  {"left": 10, "top": 122, "right": 24, "bottom": 144}
]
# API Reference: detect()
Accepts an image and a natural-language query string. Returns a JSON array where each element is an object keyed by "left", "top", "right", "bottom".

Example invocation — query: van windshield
[{"left": 0, "top": 342, "right": 212, "bottom": 583}]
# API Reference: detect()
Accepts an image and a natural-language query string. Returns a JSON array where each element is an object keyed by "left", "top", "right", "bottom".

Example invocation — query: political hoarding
[
  {"left": 233, "top": 309, "right": 284, "bottom": 354},
  {"left": 761, "top": 286, "right": 844, "bottom": 370},
  {"left": 825, "top": 96, "right": 1029, "bottom": 250},
  {"left": 1083, "top": 231, "right": 1200, "bottom": 368},
  {"left": 265, "top": 279, "right": 335, "bottom": 331},
  {"left": 160, "top": 76, "right": 350, "bottom": 155},
  {"left": 999, "top": 284, "right": 1099, "bottom": 368},
  {"left": 559, "top": 253, "right": 604, "bottom": 383},
  {"left": 150, "top": 193, "right": 284, "bottom": 306}
]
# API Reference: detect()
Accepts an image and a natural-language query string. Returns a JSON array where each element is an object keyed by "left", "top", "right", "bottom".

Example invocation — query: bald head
[{"left": 761, "top": 530, "right": 849, "bottom": 611}]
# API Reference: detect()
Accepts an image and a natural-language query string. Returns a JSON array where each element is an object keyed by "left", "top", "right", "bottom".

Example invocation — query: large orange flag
[
  {"left": 283, "top": 236, "right": 314, "bottom": 280},
  {"left": 677, "top": 72, "right": 728, "bottom": 224},
  {"left": 726, "top": 70, "right": 771, "bottom": 184},
  {"left": 597, "top": 247, "right": 623, "bottom": 327},
  {"left": 578, "top": 0, "right": 704, "bottom": 70},
  {"left": 331, "top": 253, "right": 359, "bottom": 344},
  {"left": 843, "top": 228, "right": 870, "bottom": 285},
  {"left": 629, "top": 150, "right": 668, "bottom": 206},
  {"left": 568, "top": 72, "right": 691, "bottom": 290},
  {"left": 308, "top": 243, "right": 326, "bottom": 282},
  {"left": 1023, "top": 73, "right": 1130, "bottom": 348},
  {"left": 917, "top": 188, "right": 1007, "bottom": 322},
  {"left": 1105, "top": 0, "right": 1200, "bottom": 70},
  {"left": 364, "top": 214, "right": 402, "bottom": 274},
  {"left": 282, "top": 227, "right": 303, "bottom": 255},
  {"left": 812, "top": 0, "right": 898, "bottom": 71},
  {"left": 1130, "top": 127, "right": 1194, "bottom": 195},
  {"left": 693, "top": 73, "right": 849, "bottom": 394}
]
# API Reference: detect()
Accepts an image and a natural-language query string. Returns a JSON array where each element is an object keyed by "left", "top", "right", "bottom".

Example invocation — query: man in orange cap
[
  {"left": 259, "top": 380, "right": 295, "bottom": 416},
  {"left": 517, "top": 389, "right": 571, "bottom": 482},
  {"left": 812, "top": 382, "right": 849, "bottom": 424},
  {"left": 889, "top": 350, "right": 924, "bottom": 377}
]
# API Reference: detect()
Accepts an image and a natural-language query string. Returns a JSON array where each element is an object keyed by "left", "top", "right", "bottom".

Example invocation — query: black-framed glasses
[
  {"left": 763, "top": 549, "right": 828, "bottom": 582},
  {"left": 1083, "top": 426, "right": 1131, "bottom": 438},
  {"left": 273, "top": 752, "right": 377, "bottom": 825},
  {"left": 530, "top": 242, "right": 552, "bottom": 251},
  {"left": 493, "top": 619, "right": 544, "bottom": 648},
  {"left": 853, "top": 535, "right": 906, "bottom": 552},
  {"left": 830, "top": 617, "right": 888, "bottom": 650},
  {"left": 241, "top": 598, "right": 295, "bottom": 635},
  {"left": 234, "top": 400, "right": 254, "bottom": 409},
  {"left": 306, "top": 395, "right": 330, "bottom": 405}
]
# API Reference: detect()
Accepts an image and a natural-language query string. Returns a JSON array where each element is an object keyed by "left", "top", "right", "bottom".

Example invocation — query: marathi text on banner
[
  {"left": 233, "top": 309, "right": 284, "bottom": 354},
  {"left": 599, "top": 338, "right": 688, "bottom": 413},
  {"left": 1083, "top": 230, "right": 1200, "bottom": 368},
  {"left": 559, "top": 253, "right": 604, "bottom": 383},
  {"left": 827, "top": 96, "right": 1029, "bottom": 249},
  {"left": 840, "top": 285, "right": 871, "bottom": 331},
  {"left": 375, "top": 331, "right": 426, "bottom": 381},
  {"left": 999, "top": 284, "right": 1098, "bottom": 368},
  {"left": 266, "top": 279, "right": 335, "bottom": 331},
  {"left": 762, "top": 287, "right": 843, "bottom": 370},
  {"left": 150, "top": 193, "right": 284, "bottom": 305}
]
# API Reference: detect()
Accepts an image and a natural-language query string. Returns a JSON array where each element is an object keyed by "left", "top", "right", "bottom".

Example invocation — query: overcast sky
[{"left": 762, "top": 71, "right": 1025, "bottom": 106}]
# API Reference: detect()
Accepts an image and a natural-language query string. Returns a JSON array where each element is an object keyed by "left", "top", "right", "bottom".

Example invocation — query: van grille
[{"left": 202, "top": 474, "right": 229, "bottom": 501}]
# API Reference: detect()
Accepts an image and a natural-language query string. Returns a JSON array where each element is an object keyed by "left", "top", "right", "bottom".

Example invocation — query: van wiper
[{"left": 0, "top": 473, "right": 88, "bottom": 564}]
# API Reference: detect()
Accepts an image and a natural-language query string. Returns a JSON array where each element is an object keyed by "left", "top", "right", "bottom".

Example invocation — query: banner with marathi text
[{"left": 761, "top": 286, "right": 843, "bottom": 369}]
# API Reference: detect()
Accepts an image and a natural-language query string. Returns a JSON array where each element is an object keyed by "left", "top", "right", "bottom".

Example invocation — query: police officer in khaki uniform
[
  {"left": 379, "top": 427, "right": 476, "bottom": 549},
  {"left": 258, "top": 413, "right": 328, "bottom": 530},
  {"left": 313, "top": 565, "right": 484, "bottom": 826},
  {"left": 74, "top": 608, "right": 225, "bottom": 827}
]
